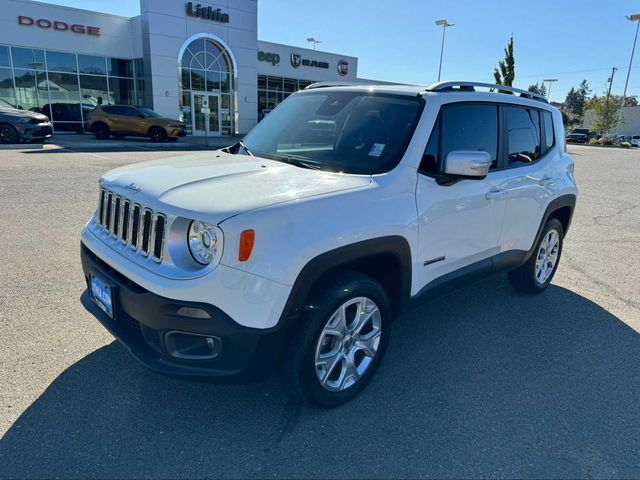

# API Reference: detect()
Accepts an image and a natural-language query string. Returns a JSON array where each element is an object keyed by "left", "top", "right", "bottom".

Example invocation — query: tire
[
  {"left": 283, "top": 271, "right": 392, "bottom": 408},
  {"left": 92, "top": 123, "right": 110, "bottom": 140},
  {"left": 0, "top": 124, "right": 20, "bottom": 144},
  {"left": 508, "top": 218, "right": 564, "bottom": 294},
  {"left": 149, "top": 127, "right": 167, "bottom": 143}
]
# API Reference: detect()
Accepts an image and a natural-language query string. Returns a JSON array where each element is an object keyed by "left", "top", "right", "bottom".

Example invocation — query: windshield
[
  {"left": 242, "top": 91, "right": 424, "bottom": 174},
  {"left": 0, "top": 98, "right": 16, "bottom": 110},
  {"left": 140, "top": 107, "right": 162, "bottom": 117}
]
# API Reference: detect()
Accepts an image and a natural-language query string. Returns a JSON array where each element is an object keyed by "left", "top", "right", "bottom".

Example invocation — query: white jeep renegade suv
[{"left": 81, "top": 81, "right": 577, "bottom": 407}]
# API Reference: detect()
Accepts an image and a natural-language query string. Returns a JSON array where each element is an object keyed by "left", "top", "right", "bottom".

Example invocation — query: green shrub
[
  {"left": 600, "top": 137, "right": 613, "bottom": 146},
  {"left": 588, "top": 138, "right": 599, "bottom": 145},
  {"left": 620, "top": 141, "right": 631, "bottom": 148}
]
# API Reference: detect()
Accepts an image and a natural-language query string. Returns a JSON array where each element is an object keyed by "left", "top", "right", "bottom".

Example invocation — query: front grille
[{"left": 96, "top": 188, "right": 167, "bottom": 262}]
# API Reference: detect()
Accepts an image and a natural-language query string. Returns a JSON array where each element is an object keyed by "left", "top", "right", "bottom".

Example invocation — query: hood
[
  {"left": 0, "top": 107, "right": 48, "bottom": 121},
  {"left": 101, "top": 151, "right": 371, "bottom": 223}
]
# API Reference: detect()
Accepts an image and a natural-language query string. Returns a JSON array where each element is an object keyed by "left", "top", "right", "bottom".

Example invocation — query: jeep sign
[{"left": 258, "top": 51, "right": 280, "bottom": 66}]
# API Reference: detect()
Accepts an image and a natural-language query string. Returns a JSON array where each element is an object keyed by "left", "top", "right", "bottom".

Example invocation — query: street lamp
[
  {"left": 307, "top": 37, "right": 322, "bottom": 50},
  {"left": 620, "top": 14, "right": 640, "bottom": 117},
  {"left": 435, "top": 19, "right": 454, "bottom": 82},
  {"left": 543, "top": 78, "right": 558, "bottom": 99}
]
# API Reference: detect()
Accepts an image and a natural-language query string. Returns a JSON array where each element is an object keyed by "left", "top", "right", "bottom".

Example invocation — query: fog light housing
[{"left": 165, "top": 331, "right": 221, "bottom": 360}]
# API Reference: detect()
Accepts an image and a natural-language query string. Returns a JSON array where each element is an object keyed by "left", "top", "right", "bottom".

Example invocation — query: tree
[
  {"left": 624, "top": 96, "right": 638, "bottom": 106},
  {"left": 493, "top": 36, "right": 515, "bottom": 92},
  {"left": 528, "top": 83, "right": 547, "bottom": 96},
  {"left": 564, "top": 87, "right": 579, "bottom": 114},
  {"left": 586, "top": 94, "right": 623, "bottom": 133}
]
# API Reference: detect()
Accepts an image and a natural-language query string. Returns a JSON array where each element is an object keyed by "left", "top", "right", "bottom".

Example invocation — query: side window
[
  {"left": 543, "top": 111, "right": 555, "bottom": 150},
  {"left": 122, "top": 107, "right": 141, "bottom": 117},
  {"left": 419, "top": 117, "right": 440, "bottom": 174},
  {"left": 419, "top": 104, "right": 499, "bottom": 174},
  {"left": 505, "top": 106, "right": 542, "bottom": 165},
  {"left": 441, "top": 104, "right": 498, "bottom": 168},
  {"left": 102, "top": 105, "right": 123, "bottom": 115}
]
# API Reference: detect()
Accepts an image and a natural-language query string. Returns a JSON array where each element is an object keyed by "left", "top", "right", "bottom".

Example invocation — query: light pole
[
  {"left": 307, "top": 37, "right": 322, "bottom": 50},
  {"left": 435, "top": 19, "right": 454, "bottom": 82},
  {"left": 620, "top": 14, "right": 640, "bottom": 124},
  {"left": 607, "top": 67, "right": 618, "bottom": 100},
  {"left": 543, "top": 79, "right": 558, "bottom": 100}
]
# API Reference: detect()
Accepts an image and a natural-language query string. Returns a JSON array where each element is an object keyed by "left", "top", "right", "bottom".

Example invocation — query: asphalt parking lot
[{"left": 0, "top": 143, "right": 639, "bottom": 478}]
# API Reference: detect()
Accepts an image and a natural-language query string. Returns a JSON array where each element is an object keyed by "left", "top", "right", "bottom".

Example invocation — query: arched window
[{"left": 178, "top": 35, "right": 236, "bottom": 135}]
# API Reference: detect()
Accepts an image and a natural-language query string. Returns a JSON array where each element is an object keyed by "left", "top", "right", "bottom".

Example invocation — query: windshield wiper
[
  {"left": 269, "top": 154, "right": 324, "bottom": 171},
  {"left": 224, "top": 141, "right": 254, "bottom": 156},
  {"left": 238, "top": 141, "right": 253, "bottom": 156}
]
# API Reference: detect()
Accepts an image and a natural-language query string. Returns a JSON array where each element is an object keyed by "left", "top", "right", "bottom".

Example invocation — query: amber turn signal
[{"left": 239, "top": 229, "right": 255, "bottom": 261}]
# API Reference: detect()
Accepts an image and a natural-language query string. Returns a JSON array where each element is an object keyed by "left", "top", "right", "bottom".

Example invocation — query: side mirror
[{"left": 443, "top": 151, "right": 492, "bottom": 179}]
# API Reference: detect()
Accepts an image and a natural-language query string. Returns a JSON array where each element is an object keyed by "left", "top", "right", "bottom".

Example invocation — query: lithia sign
[{"left": 186, "top": 2, "right": 230, "bottom": 23}]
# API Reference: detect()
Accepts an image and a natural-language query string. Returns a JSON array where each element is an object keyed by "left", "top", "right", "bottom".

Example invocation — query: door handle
[
  {"left": 485, "top": 188, "right": 506, "bottom": 200},
  {"left": 539, "top": 175, "right": 554, "bottom": 187}
]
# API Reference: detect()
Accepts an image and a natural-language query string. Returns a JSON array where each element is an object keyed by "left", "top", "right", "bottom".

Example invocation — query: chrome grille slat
[{"left": 96, "top": 189, "right": 166, "bottom": 263}]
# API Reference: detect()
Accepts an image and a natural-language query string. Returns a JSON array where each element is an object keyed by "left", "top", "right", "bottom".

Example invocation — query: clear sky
[{"left": 37, "top": 0, "right": 640, "bottom": 103}]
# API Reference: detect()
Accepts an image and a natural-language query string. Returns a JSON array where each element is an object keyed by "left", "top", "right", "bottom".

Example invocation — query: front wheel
[
  {"left": 149, "top": 127, "right": 167, "bottom": 143},
  {"left": 0, "top": 124, "right": 20, "bottom": 144},
  {"left": 283, "top": 271, "right": 392, "bottom": 408},
  {"left": 92, "top": 123, "right": 110, "bottom": 140},
  {"left": 508, "top": 218, "right": 564, "bottom": 294}
]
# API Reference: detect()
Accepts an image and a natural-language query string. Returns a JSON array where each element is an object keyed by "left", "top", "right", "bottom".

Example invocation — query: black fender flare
[{"left": 276, "top": 236, "right": 413, "bottom": 330}]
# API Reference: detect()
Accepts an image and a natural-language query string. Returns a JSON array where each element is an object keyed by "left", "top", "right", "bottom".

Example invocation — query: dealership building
[{"left": 0, "top": 0, "right": 361, "bottom": 136}]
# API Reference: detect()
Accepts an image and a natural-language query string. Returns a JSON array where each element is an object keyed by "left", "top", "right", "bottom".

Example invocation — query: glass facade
[
  {"left": 0, "top": 44, "right": 144, "bottom": 132},
  {"left": 179, "top": 37, "right": 234, "bottom": 135},
  {"left": 257, "top": 75, "right": 316, "bottom": 120}
]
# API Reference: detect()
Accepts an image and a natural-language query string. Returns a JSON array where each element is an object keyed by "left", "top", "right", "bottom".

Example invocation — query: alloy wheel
[
  {"left": 535, "top": 229, "right": 560, "bottom": 284},
  {"left": 314, "top": 297, "right": 382, "bottom": 392}
]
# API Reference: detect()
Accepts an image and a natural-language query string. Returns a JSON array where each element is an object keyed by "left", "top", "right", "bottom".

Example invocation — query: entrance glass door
[{"left": 191, "top": 92, "right": 220, "bottom": 136}]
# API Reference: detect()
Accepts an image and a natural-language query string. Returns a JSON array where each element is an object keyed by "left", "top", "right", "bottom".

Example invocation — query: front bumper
[
  {"left": 17, "top": 122, "right": 53, "bottom": 141},
  {"left": 80, "top": 244, "right": 286, "bottom": 381}
]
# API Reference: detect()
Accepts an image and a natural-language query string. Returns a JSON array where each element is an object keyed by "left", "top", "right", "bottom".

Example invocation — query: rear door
[
  {"left": 415, "top": 103, "right": 509, "bottom": 291},
  {"left": 121, "top": 106, "right": 148, "bottom": 135},
  {"left": 101, "top": 105, "right": 126, "bottom": 132},
  {"left": 500, "top": 106, "right": 556, "bottom": 252}
]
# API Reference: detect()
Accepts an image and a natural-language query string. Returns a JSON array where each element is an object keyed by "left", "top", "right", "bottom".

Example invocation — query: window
[
  {"left": 11, "top": 48, "right": 45, "bottom": 69},
  {"left": 505, "top": 107, "right": 541, "bottom": 165},
  {"left": 122, "top": 106, "right": 141, "bottom": 117},
  {"left": 78, "top": 55, "right": 107, "bottom": 75},
  {"left": 0, "top": 68, "right": 14, "bottom": 106},
  {"left": 420, "top": 118, "right": 440, "bottom": 174},
  {"left": 243, "top": 91, "right": 424, "bottom": 175},
  {"left": 108, "top": 58, "right": 133, "bottom": 77},
  {"left": 543, "top": 111, "right": 554, "bottom": 150},
  {"left": 0, "top": 46, "right": 9, "bottom": 67},
  {"left": 46, "top": 51, "right": 77, "bottom": 73},
  {"left": 103, "top": 105, "right": 123, "bottom": 115}
]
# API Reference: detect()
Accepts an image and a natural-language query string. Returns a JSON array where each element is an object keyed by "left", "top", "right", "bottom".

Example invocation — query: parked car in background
[
  {"left": 0, "top": 98, "right": 52, "bottom": 144},
  {"left": 565, "top": 130, "right": 589, "bottom": 143},
  {"left": 631, "top": 135, "right": 640, "bottom": 147},
  {"left": 40, "top": 103, "right": 94, "bottom": 133},
  {"left": 85, "top": 105, "right": 186, "bottom": 142}
]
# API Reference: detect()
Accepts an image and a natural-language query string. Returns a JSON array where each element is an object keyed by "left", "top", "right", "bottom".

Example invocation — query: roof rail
[
  {"left": 305, "top": 81, "right": 364, "bottom": 90},
  {"left": 424, "top": 81, "right": 548, "bottom": 103}
]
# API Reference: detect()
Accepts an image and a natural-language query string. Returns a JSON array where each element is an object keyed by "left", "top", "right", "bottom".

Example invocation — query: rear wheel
[
  {"left": 92, "top": 123, "right": 110, "bottom": 140},
  {"left": 0, "top": 124, "right": 19, "bottom": 144},
  {"left": 508, "top": 218, "right": 564, "bottom": 294},
  {"left": 283, "top": 271, "right": 392, "bottom": 408},
  {"left": 149, "top": 127, "right": 167, "bottom": 143}
]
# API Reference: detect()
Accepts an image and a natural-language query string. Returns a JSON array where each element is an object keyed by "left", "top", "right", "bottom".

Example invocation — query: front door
[
  {"left": 414, "top": 102, "right": 508, "bottom": 292},
  {"left": 191, "top": 92, "right": 220, "bottom": 136}
]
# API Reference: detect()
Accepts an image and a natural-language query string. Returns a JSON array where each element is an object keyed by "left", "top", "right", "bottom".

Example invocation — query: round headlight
[{"left": 188, "top": 221, "right": 219, "bottom": 265}]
